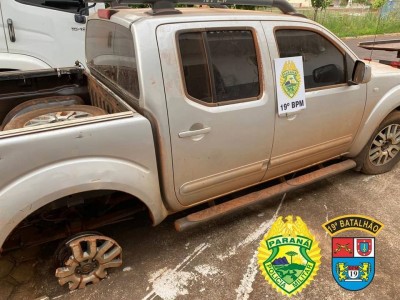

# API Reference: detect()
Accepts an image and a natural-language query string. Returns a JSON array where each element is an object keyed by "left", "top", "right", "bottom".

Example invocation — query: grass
[{"left": 300, "top": 9, "right": 400, "bottom": 37}]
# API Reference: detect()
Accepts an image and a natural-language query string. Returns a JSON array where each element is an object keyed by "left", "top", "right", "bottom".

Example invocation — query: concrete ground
[{"left": 1, "top": 36, "right": 399, "bottom": 300}]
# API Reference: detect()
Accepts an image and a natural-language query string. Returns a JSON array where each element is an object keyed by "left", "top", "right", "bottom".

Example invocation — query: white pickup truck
[
  {"left": 0, "top": 0, "right": 400, "bottom": 290},
  {"left": 0, "top": 0, "right": 103, "bottom": 70}
]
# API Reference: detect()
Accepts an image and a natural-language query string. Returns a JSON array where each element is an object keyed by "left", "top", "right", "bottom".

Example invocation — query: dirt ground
[{"left": 1, "top": 35, "right": 399, "bottom": 300}]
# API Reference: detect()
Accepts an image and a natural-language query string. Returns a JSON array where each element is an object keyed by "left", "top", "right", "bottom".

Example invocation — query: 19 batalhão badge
[
  {"left": 322, "top": 214, "right": 384, "bottom": 291},
  {"left": 258, "top": 216, "right": 321, "bottom": 297}
]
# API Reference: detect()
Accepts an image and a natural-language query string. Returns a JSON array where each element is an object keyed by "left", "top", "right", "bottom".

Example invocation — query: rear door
[
  {"left": 157, "top": 21, "right": 276, "bottom": 206},
  {"left": 0, "top": 0, "right": 102, "bottom": 68}
]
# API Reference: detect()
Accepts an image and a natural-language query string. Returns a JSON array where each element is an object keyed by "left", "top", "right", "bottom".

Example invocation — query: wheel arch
[{"left": 0, "top": 158, "right": 168, "bottom": 250}]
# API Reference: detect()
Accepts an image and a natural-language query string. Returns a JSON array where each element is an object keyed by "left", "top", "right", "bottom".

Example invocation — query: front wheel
[{"left": 360, "top": 111, "right": 400, "bottom": 175}]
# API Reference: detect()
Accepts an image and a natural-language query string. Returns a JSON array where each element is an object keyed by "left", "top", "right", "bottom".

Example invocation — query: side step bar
[{"left": 175, "top": 159, "right": 356, "bottom": 232}]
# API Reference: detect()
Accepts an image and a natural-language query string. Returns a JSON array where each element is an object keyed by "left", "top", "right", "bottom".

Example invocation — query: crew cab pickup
[{"left": 1, "top": 0, "right": 400, "bottom": 290}]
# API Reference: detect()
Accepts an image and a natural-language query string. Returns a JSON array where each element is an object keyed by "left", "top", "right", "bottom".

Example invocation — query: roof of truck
[{"left": 90, "top": 7, "right": 312, "bottom": 28}]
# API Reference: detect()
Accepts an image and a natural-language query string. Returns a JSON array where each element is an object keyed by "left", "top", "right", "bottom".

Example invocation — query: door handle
[
  {"left": 178, "top": 127, "right": 211, "bottom": 138},
  {"left": 7, "top": 19, "right": 16, "bottom": 42}
]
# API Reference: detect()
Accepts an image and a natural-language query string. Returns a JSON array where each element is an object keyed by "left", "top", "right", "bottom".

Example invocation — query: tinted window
[
  {"left": 179, "top": 32, "right": 212, "bottom": 102},
  {"left": 86, "top": 20, "right": 139, "bottom": 98},
  {"left": 275, "top": 29, "right": 346, "bottom": 89},
  {"left": 179, "top": 30, "right": 260, "bottom": 105}
]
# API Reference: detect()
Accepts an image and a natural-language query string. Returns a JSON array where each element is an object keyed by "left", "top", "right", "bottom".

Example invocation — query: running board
[{"left": 175, "top": 159, "right": 356, "bottom": 232}]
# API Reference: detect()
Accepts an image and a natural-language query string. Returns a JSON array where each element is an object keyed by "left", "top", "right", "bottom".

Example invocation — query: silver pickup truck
[{"left": 1, "top": 0, "right": 400, "bottom": 290}]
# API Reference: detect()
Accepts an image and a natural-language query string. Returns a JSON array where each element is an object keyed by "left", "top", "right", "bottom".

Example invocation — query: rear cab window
[
  {"left": 86, "top": 20, "right": 140, "bottom": 99},
  {"left": 178, "top": 29, "right": 261, "bottom": 105}
]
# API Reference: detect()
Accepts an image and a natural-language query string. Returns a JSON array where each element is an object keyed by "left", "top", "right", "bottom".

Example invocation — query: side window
[
  {"left": 16, "top": 0, "right": 86, "bottom": 14},
  {"left": 86, "top": 20, "right": 139, "bottom": 99},
  {"left": 178, "top": 30, "right": 260, "bottom": 105},
  {"left": 275, "top": 29, "right": 346, "bottom": 89}
]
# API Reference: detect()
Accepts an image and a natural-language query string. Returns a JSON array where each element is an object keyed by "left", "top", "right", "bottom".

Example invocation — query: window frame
[
  {"left": 273, "top": 26, "right": 349, "bottom": 92},
  {"left": 176, "top": 27, "right": 263, "bottom": 107},
  {"left": 15, "top": 0, "right": 88, "bottom": 15}
]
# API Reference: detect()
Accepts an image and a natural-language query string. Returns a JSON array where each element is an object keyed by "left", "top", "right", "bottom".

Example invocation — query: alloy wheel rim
[
  {"left": 55, "top": 235, "right": 122, "bottom": 290},
  {"left": 24, "top": 110, "right": 93, "bottom": 127},
  {"left": 369, "top": 124, "right": 400, "bottom": 166}
]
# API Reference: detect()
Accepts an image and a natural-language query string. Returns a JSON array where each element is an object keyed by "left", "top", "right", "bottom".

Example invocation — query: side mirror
[
  {"left": 75, "top": 14, "right": 86, "bottom": 24},
  {"left": 351, "top": 60, "right": 371, "bottom": 84},
  {"left": 75, "top": 3, "right": 96, "bottom": 24}
]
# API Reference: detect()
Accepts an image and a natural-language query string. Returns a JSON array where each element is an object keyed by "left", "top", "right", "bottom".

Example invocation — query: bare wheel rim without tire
[
  {"left": 55, "top": 234, "right": 122, "bottom": 290},
  {"left": 369, "top": 124, "right": 400, "bottom": 166}
]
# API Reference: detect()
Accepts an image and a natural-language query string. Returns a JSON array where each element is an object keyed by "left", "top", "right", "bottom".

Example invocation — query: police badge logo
[
  {"left": 323, "top": 215, "right": 384, "bottom": 291},
  {"left": 258, "top": 216, "right": 321, "bottom": 296},
  {"left": 280, "top": 61, "right": 301, "bottom": 99}
]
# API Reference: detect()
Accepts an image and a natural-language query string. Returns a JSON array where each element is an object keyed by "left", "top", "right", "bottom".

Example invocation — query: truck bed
[
  {"left": 0, "top": 67, "right": 163, "bottom": 252},
  {"left": 359, "top": 39, "right": 400, "bottom": 58},
  {"left": 0, "top": 67, "right": 132, "bottom": 133}
]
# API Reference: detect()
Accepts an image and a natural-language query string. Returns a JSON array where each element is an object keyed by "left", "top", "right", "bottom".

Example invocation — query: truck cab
[{"left": 0, "top": 0, "right": 104, "bottom": 70}]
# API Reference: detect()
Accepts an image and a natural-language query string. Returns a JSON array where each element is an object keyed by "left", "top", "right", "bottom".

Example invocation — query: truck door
[
  {"left": 0, "top": 5, "right": 7, "bottom": 55},
  {"left": 0, "top": 0, "right": 103, "bottom": 68},
  {"left": 261, "top": 22, "right": 366, "bottom": 180},
  {"left": 157, "top": 22, "right": 276, "bottom": 206}
]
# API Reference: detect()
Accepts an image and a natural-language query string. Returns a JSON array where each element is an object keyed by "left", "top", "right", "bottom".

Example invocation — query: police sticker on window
[{"left": 275, "top": 56, "right": 306, "bottom": 116}]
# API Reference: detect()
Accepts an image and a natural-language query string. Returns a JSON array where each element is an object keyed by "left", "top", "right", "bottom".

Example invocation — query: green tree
[
  {"left": 372, "top": 0, "right": 387, "bottom": 9},
  {"left": 286, "top": 251, "right": 298, "bottom": 264},
  {"left": 311, "top": 0, "right": 331, "bottom": 20}
]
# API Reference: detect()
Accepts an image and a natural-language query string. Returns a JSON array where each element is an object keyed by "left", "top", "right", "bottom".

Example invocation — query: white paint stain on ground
[
  {"left": 150, "top": 270, "right": 195, "bottom": 300},
  {"left": 234, "top": 194, "right": 286, "bottom": 300},
  {"left": 324, "top": 203, "right": 329, "bottom": 237},
  {"left": 142, "top": 192, "right": 286, "bottom": 300},
  {"left": 142, "top": 243, "right": 209, "bottom": 300},
  {"left": 362, "top": 175, "right": 375, "bottom": 182},
  {"left": 194, "top": 264, "right": 220, "bottom": 277},
  {"left": 235, "top": 250, "right": 259, "bottom": 300}
]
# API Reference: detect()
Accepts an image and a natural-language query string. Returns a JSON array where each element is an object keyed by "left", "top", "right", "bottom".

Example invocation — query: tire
[
  {"left": 0, "top": 95, "right": 84, "bottom": 130},
  {"left": 3, "top": 105, "right": 106, "bottom": 130},
  {"left": 359, "top": 111, "right": 400, "bottom": 175}
]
